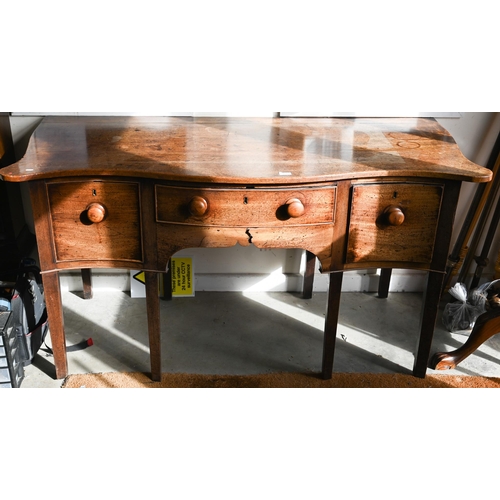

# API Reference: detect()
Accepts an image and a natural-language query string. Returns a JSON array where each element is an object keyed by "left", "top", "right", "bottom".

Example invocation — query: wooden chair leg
[
  {"left": 81, "top": 268, "right": 93, "bottom": 299},
  {"left": 378, "top": 268, "right": 392, "bottom": 298},
  {"left": 430, "top": 307, "right": 500, "bottom": 370},
  {"left": 302, "top": 251, "right": 316, "bottom": 299}
]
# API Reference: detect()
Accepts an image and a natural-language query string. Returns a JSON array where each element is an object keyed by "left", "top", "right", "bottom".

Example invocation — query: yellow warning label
[
  {"left": 132, "top": 271, "right": 146, "bottom": 285},
  {"left": 132, "top": 271, "right": 165, "bottom": 297},
  {"left": 171, "top": 257, "right": 194, "bottom": 297}
]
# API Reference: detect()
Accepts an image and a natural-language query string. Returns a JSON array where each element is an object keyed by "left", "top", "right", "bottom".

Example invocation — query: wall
[
  {"left": 7, "top": 112, "right": 500, "bottom": 293},
  {"left": 437, "top": 113, "right": 500, "bottom": 284}
]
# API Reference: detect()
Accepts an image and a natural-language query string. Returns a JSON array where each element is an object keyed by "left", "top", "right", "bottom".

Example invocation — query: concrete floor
[{"left": 19, "top": 289, "right": 500, "bottom": 388}]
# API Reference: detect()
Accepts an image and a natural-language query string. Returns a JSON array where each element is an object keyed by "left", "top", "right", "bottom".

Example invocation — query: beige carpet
[{"left": 62, "top": 371, "right": 500, "bottom": 388}]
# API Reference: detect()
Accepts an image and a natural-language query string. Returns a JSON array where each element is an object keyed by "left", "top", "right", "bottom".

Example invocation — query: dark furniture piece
[
  {"left": 0, "top": 114, "right": 36, "bottom": 274},
  {"left": 0, "top": 116, "right": 491, "bottom": 380},
  {"left": 431, "top": 307, "right": 500, "bottom": 370}
]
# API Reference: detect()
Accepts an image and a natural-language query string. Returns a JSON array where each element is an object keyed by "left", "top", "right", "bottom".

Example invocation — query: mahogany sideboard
[{"left": 0, "top": 116, "right": 492, "bottom": 381}]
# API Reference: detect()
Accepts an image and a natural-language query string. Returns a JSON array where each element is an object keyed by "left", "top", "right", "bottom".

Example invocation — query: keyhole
[
  {"left": 92, "top": 189, "right": 97, "bottom": 196},
  {"left": 393, "top": 191, "right": 398, "bottom": 199},
  {"left": 244, "top": 197, "right": 248, "bottom": 205}
]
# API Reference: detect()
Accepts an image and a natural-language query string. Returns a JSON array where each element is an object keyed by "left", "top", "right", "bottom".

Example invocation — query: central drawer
[{"left": 155, "top": 185, "right": 336, "bottom": 227}]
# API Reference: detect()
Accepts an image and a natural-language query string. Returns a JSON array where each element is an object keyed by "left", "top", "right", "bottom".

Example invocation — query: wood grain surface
[
  {"left": 3, "top": 116, "right": 492, "bottom": 381},
  {"left": 0, "top": 116, "right": 492, "bottom": 184}
]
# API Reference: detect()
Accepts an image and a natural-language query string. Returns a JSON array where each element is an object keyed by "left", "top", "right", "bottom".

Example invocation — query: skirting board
[
  {"left": 191, "top": 270, "right": 428, "bottom": 293},
  {"left": 58, "top": 269, "right": 430, "bottom": 294}
]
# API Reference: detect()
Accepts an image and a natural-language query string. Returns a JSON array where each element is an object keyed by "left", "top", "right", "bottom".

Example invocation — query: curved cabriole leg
[{"left": 430, "top": 308, "right": 500, "bottom": 370}]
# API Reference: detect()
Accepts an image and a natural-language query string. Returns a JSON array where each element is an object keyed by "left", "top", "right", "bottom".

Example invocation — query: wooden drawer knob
[
  {"left": 188, "top": 196, "right": 208, "bottom": 216},
  {"left": 381, "top": 205, "right": 405, "bottom": 226},
  {"left": 286, "top": 198, "right": 305, "bottom": 218},
  {"left": 86, "top": 202, "right": 107, "bottom": 223}
]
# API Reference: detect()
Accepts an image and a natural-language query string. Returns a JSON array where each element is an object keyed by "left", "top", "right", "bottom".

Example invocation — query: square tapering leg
[
  {"left": 322, "top": 272, "right": 344, "bottom": 379},
  {"left": 145, "top": 271, "right": 162, "bottom": 381}
]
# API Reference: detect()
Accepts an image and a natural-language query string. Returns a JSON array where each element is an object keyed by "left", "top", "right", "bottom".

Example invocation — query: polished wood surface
[
  {"left": 0, "top": 116, "right": 491, "bottom": 184},
  {"left": 0, "top": 116, "right": 493, "bottom": 381},
  {"left": 47, "top": 180, "right": 143, "bottom": 264},
  {"left": 155, "top": 184, "right": 336, "bottom": 227},
  {"left": 346, "top": 182, "right": 443, "bottom": 265}
]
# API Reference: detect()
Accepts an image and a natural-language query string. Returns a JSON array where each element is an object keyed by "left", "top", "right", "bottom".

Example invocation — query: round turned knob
[
  {"left": 286, "top": 198, "right": 305, "bottom": 218},
  {"left": 86, "top": 203, "right": 107, "bottom": 223},
  {"left": 382, "top": 205, "right": 405, "bottom": 226},
  {"left": 188, "top": 196, "right": 208, "bottom": 217}
]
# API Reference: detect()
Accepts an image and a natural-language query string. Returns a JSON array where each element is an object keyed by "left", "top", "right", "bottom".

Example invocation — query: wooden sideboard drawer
[
  {"left": 47, "top": 180, "right": 143, "bottom": 263},
  {"left": 346, "top": 182, "right": 443, "bottom": 265},
  {"left": 155, "top": 185, "right": 336, "bottom": 227}
]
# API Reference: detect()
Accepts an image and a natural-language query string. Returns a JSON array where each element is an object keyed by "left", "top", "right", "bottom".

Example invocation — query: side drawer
[
  {"left": 155, "top": 185, "right": 336, "bottom": 227},
  {"left": 346, "top": 182, "right": 443, "bottom": 265},
  {"left": 47, "top": 180, "right": 143, "bottom": 263}
]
